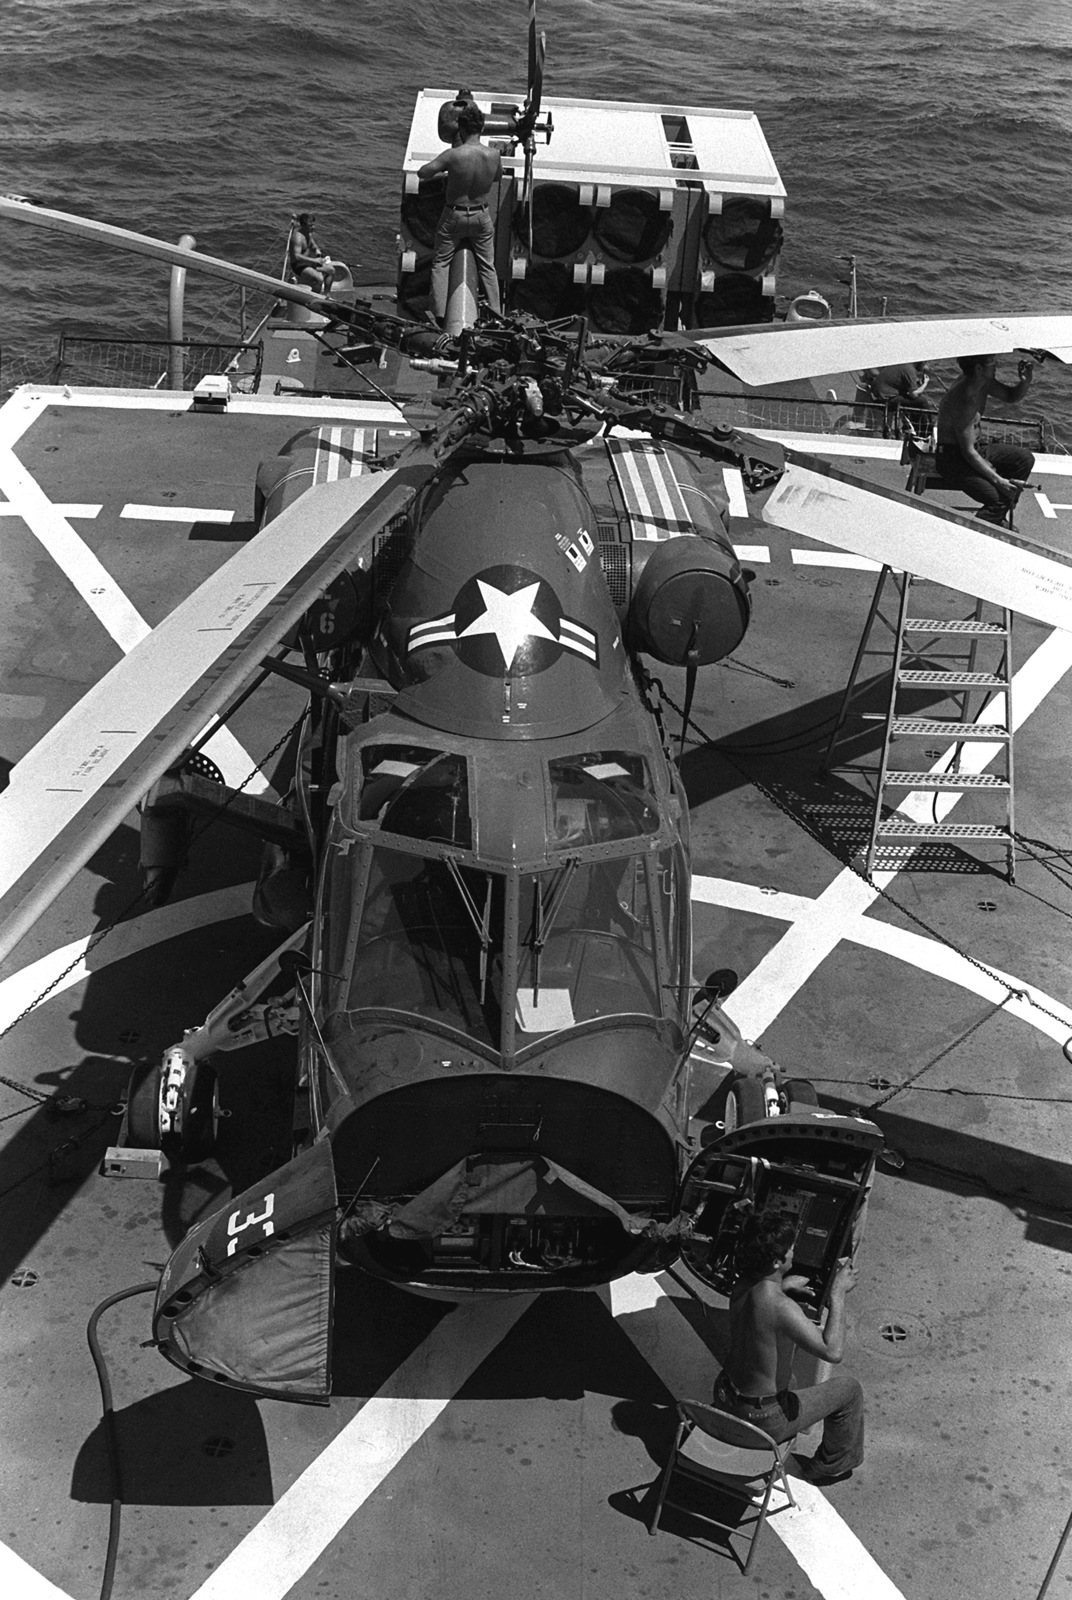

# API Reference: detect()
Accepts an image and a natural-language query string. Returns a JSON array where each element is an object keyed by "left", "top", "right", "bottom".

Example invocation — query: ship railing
[
  {"left": 49, "top": 334, "right": 264, "bottom": 394},
  {"left": 694, "top": 389, "right": 1062, "bottom": 451}
]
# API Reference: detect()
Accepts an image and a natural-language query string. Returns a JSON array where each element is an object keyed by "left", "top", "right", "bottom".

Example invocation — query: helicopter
[
  {"left": 2, "top": 24, "right": 1072, "bottom": 1405},
  {"left": 1, "top": 293, "right": 1069, "bottom": 1401}
]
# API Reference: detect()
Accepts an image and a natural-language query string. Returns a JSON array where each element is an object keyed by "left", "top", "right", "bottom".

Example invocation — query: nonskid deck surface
[{"left": 1, "top": 388, "right": 1070, "bottom": 1600}]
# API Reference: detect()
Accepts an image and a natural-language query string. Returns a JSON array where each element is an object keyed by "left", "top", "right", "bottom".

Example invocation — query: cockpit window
[
  {"left": 345, "top": 845, "right": 502, "bottom": 1046},
  {"left": 358, "top": 745, "right": 472, "bottom": 849},
  {"left": 515, "top": 853, "right": 661, "bottom": 1037},
  {"left": 548, "top": 752, "right": 660, "bottom": 848}
]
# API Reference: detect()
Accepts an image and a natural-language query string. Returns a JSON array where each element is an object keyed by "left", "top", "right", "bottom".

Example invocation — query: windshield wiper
[
  {"left": 443, "top": 856, "right": 494, "bottom": 1004},
  {"left": 530, "top": 858, "right": 578, "bottom": 1003}
]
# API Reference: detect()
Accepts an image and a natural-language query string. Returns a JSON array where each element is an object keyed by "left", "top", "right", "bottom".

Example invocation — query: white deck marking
[
  {"left": 721, "top": 464, "right": 749, "bottom": 517},
  {"left": 725, "top": 627, "right": 1072, "bottom": 1038},
  {"left": 732, "top": 543, "right": 770, "bottom": 562},
  {"left": 0, "top": 391, "right": 49, "bottom": 450},
  {"left": 0, "top": 398, "right": 274, "bottom": 797},
  {"left": 0, "top": 462, "right": 268, "bottom": 791},
  {"left": 184, "top": 1295, "right": 535, "bottom": 1600},
  {"left": 607, "top": 1273, "right": 908, "bottom": 1600},
  {"left": 692, "top": 875, "right": 1072, "bottom": 1045},
  {"left": 120, "top": 503, "right": 236, "bottom": 523},
  {"left": 1035, "top": 490, "right": 1072, "bottom": 519},
  {"left": 0, "top": 885, "right": 254, "bottom": 1028},
  {"left": 9, "top": 386, "right": 407, "bottom": 423},
  {"left": 0, "top": 502, "right": 101, "bottom": 518},
  {"left": 0, "top": 444, "right": 151, "bottom": 655},
  {"left": 0, "top": 1541, "right": 78, "bottom": 1600},
  {"left": 792, "top": 549, "right": 881, "bottom": 570},
  {"left": 0, "top": 693, "right": 46, "bottom": 720}
]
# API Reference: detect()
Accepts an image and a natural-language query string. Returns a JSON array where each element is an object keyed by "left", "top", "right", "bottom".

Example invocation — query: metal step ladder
[{"left": 824, "top": 566, "right": 1015, "bottom": 880}]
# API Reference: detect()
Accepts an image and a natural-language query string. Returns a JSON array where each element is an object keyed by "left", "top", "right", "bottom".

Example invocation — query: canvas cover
[
  {"left": 386, "top": 1154, "right": 650, "bottom": 1240},
  {"left": 153, "top": 1139, "right": 338, "bottom": 1404}
]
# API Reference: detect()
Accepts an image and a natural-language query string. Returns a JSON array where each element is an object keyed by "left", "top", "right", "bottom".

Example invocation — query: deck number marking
[{"left": 227, "top": 1192, "right": 275, "bottom": 1256}]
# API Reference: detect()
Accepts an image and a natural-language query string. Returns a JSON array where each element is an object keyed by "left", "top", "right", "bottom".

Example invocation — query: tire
[
  {"left": 125, "top": 1062, "right": 163, "bottom": 1148},
  {"left": 782, "top": 1078, "right": 819, "bottom": 1111},
  {"left": 723, "top": 1075, "right": 767, "bottom": 1132},
  {"left": 124, "top": 1059, "right": 218, "bottom": 1162},
  {"left": 166, "top": 1061, "right": 219, "bottom": 1164}
]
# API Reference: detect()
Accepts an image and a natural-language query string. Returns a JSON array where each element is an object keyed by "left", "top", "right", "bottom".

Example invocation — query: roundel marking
[{"left": 407, "top": 564, "right": 599, "bottom": 678}]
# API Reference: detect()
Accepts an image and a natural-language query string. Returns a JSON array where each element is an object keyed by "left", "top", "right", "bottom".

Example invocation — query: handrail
[{"left": 167, "top": 233, "right": 196, "bottom": 390}]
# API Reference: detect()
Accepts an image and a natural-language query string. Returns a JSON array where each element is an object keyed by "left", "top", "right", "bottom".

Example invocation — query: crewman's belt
[
  {"left": 717, "top": 1375, "right": 782, "bottom": 1406},
  {"left": 451, "top": 203, "right": 488, "bottom": 211}
]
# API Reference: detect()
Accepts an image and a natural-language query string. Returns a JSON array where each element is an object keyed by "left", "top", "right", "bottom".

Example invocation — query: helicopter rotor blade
[
  {"left": 757, "top": 443, "right": 1072, "bottom": 632},
  {"left": 519, "top": 0, "right": 545, "bottom": 250},
  {"left": 528, "top": 0, "right": 537, "bottom": 88},
  {"left": 529, "top": 26, "right": 546, "bottom": 124},
  {"left": 527, "top": 0, "right": 544, "bottom": 108},
  {"left": 0, "top": 463, "right": 436, "bottom": 967},
  {"left": 0, "top": 193, "right": 332, "bottom": 317},
  {"left": 682, "top": 312, "right": 1072, "bottom": 387}
]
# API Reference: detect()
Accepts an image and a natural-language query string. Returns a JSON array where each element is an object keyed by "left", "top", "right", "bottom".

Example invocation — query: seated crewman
[
  {"left": 288, "top": 211, "right": 335, "bottom": 294},
  {"left": 713, "top": 1211, "right": 865, "bottom": 1485},
  {"left": 863, "top": 362, "right": 934, "bottom": 435},
  {"left": 934, "top": 353, "right": 1035, "bottom": 524}
]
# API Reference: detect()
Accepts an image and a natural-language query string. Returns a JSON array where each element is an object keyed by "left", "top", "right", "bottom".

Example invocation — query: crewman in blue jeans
[
  {"left": 418, "top": 102, "right": 502, "bottom": 327},
  {"left": 713, "top": 1212, "right": 865, "bottom": 1485},
  {"left": 934, "top": 353, "right": 1035, "bottom": 524}
]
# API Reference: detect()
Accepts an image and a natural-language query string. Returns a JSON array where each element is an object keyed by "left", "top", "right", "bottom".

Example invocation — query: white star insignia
[{"left": 458, "top": 579, "right": 556, "bottom": 670}]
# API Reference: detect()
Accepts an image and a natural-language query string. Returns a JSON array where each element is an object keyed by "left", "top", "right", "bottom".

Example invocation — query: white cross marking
[{"left": 1034, "top": 489, "right": 1072, "bottom": 519}]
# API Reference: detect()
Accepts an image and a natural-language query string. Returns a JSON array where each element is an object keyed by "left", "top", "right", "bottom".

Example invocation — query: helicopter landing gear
[
  {"left": 723, "top": 1071, "right": 820, "bottom": 1133},
  {"left": 782, "top": 1078, "right": 819, "bottom": 1111},
  {"left": 723, "top": 1074, "right": 766, "bottom": 1132},
  {"left": 125, "top": 1052, "right": 219, "bottom": 1163}
]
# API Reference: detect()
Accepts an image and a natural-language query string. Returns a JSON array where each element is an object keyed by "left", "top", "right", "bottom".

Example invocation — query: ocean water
[{"left": 3, "top": 0, "right": 1072, "bottom": 429}]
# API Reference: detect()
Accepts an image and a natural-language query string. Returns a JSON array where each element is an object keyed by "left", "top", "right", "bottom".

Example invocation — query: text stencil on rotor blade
[{"left": 762, "top": 461, "right": 1072, "bottom": 633}]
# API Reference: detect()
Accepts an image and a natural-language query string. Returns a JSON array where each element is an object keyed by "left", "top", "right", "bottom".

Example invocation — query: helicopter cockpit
[
  {"left": 304, "top": 723, "right": 691, "bottom": 1289},
  {"left": 316, "top": 735, "right": 687, "bottom": 1065}
]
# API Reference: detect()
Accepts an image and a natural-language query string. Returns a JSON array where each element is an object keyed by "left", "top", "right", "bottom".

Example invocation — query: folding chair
[
  {"left": 647, "top": 1401, "right": 796, "bottom": 1574},
  {"left": 901, "top": 432, "right": 941, "bottom": 497},
  {"left": 901, "top": 434, "right": 1019, "bottom": 528}
]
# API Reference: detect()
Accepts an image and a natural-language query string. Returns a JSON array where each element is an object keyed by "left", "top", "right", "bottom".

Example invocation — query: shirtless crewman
[
  {"left": 935, "top": 354, "right": 1035, "bottom": 523},
  {"left": 713, "top": 1212, "right": 864, "bottom": 1485},
  {"left": 418, "top": 101, "right": 502, "bottom": 327},
  {"left": 288, "top": 212, "right": 335, "bottom": 295}
]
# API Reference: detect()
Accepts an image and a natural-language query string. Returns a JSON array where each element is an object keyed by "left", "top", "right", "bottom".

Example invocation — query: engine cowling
[
  {"left": 628, "top": 530, "right": 750, "bottom": 665},
  {"left": 576, "top": 435, "right": 753, "bottom": 666}
]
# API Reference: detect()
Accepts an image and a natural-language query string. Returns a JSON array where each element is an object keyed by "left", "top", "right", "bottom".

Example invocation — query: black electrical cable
[
  {"left": 86, "top": 1282, "right": 158, "bottom": 1600},
  {"left": 1037, "top": 1505, "right": 1072, "bottom": 1600}
]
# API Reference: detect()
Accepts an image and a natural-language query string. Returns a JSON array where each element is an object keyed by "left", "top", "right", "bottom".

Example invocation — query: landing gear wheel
[
  {"left": 782, "top": 1078, "right": 819, "bottom": 1112},
  {"left": 123, "top": 1060, "right": 219, "bottom": 1162},
  {"left": 723, "top": 1075, "right": 766, "bottom": 1132},
  {"left": 180, "top": 750, "right": 225, "bottom": 784},
  {"left": 125, "top": 1061, "right": 163, "bottom": 1148},
  {"left": 164, "top": 1061, "right": 219, "bottom": 1163}
]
